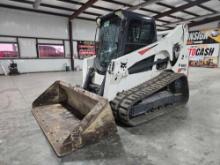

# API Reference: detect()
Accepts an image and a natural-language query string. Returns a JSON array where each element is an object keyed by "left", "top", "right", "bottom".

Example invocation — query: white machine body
[{"left": 82, "top": 24, "right": 189, "bottom": 101}]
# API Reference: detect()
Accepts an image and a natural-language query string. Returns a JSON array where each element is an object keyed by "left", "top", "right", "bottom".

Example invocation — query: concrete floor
[{"left": 0, "top": 68, "right": 220, "bottom": 165}]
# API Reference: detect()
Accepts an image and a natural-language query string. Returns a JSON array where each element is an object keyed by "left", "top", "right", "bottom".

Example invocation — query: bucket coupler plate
[{"left": 32, "top": 81, "right": 117, "bottom": 157}]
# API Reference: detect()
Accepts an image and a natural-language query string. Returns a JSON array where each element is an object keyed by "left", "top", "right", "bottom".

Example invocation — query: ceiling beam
[
  {"left": 9, "top": 0, "right": 101, "bottom": 17},
  {"left": 50, "top": 0, "right": 218, "bottom": 20},
  {"left": 102, "top": 0, "right": 161, "bottom": 15},
  {"left": 156, "top": 19, "right": 170, "bottom": 24},
  {"left": 163, "top": 12, "right": 220, "bottom": 27},
  {"left": 189, "top": 15, "right": 220, "bottom": 27},
  {"left": 184, "top": 0, "right": 217, "bottom": 13},
  {"left": 127, "top": 0, "right": 163, "bottom": 11},
  {"left": 196, "top": 5, "right": 218, "bottom": 13},
  {"left": 69, "top": 0, "right": 98, "bottom": 20},
  {"left": 58, "top": 0, "right": 112, "bottom": 12},
  {"left": 10, "top": 0, "right": 73, "bottom": 11},
  {"left": 0, "top": 3, "right": 69, "bottom": 17},
  {"left": 154, "top": 0, "right": 211, "bottom": 19},
  {"left": 156, "top": 2, "right": 199, "bottom": 17},
  {"left": 156, "top": 24, "right": 173, "bottom": 30},
  {"left": 102, "top": 0, "right": 183, "bottom": 20},
  {"left": 0, "top": 3, "right": 96, "bottom": 21}
]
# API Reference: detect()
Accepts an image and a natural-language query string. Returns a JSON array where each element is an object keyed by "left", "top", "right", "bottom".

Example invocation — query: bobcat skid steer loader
[{"left": 32, "top": 10, "right": 189, "bottom": 156}]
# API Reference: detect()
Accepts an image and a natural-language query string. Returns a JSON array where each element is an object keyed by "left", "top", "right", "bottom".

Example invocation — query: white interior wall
[
  {"left": 3, "top": 7, "right": 219, "bottom": 73},
  {"left": 71, "top": 19, "right": 97, "bottom": 70},
  {"left": 72, "top": 19, "right": 97, "bottom": 41},
  {"left": 0, "top": 8, "right": 68, "bottom": 39},
  {"left": 0, "top": 59, "right": 71, "bottom": 74},
  {"left": 18, "top": 38, "right": 37, "bottom": 58},
  {"left": 0, "top": 7, "right": 96, "bottom": 74}
]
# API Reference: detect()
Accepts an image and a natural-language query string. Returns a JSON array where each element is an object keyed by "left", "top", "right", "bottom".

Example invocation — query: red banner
[{"left": 77, "top": 41, "right": 96, "bottom": 59}]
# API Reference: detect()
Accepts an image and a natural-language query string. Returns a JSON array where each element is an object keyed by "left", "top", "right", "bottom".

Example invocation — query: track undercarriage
[{"left": 111, "top": 71, "right": 189, "bottom": 126}]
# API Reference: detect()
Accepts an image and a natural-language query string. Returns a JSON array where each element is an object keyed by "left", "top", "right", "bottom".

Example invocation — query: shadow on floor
[
  {"left": 60, "top": 105, "right": 189, "bottom": 163},
  {"left": 123, "top": 105, "right": 190, "bottom": 136}
]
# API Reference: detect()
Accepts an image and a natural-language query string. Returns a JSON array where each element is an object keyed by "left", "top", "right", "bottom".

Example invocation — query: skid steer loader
[{"left": 32, "top": 10, "right": 189, "bottom": 156}]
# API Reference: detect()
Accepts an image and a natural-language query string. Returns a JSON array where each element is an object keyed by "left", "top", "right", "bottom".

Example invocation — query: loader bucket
[{"left": 32, "top": 81, "right": 117, "bottom": 157}]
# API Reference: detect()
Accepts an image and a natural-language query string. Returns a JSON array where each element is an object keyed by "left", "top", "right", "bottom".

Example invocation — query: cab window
[{"left": 125, "top": 19, "right": 156, "bottom": 54}]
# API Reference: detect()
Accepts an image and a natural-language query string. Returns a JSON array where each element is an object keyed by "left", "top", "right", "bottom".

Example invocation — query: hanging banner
[
  {"left": 77, "top": 41, "right": 96, "bottom": 59},
  {"left": 188, "top": 44, "right": 219, "bottom": 68},
  {"left": 187, "top": 28, "right": 220, "bottom": 68},
  {"left": 187, "top": 28, "right": 220, "bottom": 45}
]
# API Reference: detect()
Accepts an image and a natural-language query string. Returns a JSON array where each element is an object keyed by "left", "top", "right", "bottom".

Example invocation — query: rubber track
[{"left": 110, "top": 71, "right": 187, "bottom": 126}]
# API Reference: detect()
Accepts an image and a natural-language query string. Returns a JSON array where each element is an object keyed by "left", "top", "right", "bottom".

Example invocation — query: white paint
[
  {"left": 0, "top": 8, "right": 97, "bottom": 74},
  {"left": 73, "top": 41, "right": 78, "bottom": 58},
  {"left": 93, "top": 72, "right": 104, "bottom": 85},
  {"left": 72, "top": 19, "right": 97, "bottom": 41},
  {"left": 0, "top": 63, "right": 8, "bottom": 75},
  {"left": 74, "top": 59, "right": 84, "bottom": 71},
  {"left": 0, "top": 59, "right": 71, "bottom": 74},
  {"left": 18, "top": 38, "right": 37, "bottom": 58},
  {"left": 84, "top": 25, "right": 189, "bottom": 101},
  {"left": 37, "top": 39, "right": 63, "bottom": 44},
  {"left": 82, "top": 56, "right": 95, "bottom": 86},
  {"left": 64, "top": 41, "right": 70, "bottom": 58},
  {"left": 0, "top": 37, "right": 16, "bottom": 42},
  {"left": 0, "top": 7, "right": 68, "bottom": 39}
]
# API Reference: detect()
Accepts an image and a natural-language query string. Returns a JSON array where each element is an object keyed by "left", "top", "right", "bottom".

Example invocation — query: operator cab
[{"left": 94, "top": 10, "right": 157, "bottom": 74}]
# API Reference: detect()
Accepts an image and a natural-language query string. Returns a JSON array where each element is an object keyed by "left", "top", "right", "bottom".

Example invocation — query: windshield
[{"left": 97, "top": 16, "right": 121, "bottom": 67}]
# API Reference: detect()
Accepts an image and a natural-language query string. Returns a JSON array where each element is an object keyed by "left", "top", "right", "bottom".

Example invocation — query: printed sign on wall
[
  {"left": 187, "top": 29, "right": 220, "bottom": 45},
  {"left": 188, "top": 44, "right": 219, "bottom": 68},
  {"left": 77, "top": 41, "right": 96, "bottom": 59},
  {"left": 187, "top": 28, "right": 220, "bottom": 68}
]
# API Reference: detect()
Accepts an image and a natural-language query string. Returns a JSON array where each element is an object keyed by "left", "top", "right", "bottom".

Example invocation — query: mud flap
[{"left": 32, "top": 81, "right": 117, "bottom": 157}]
